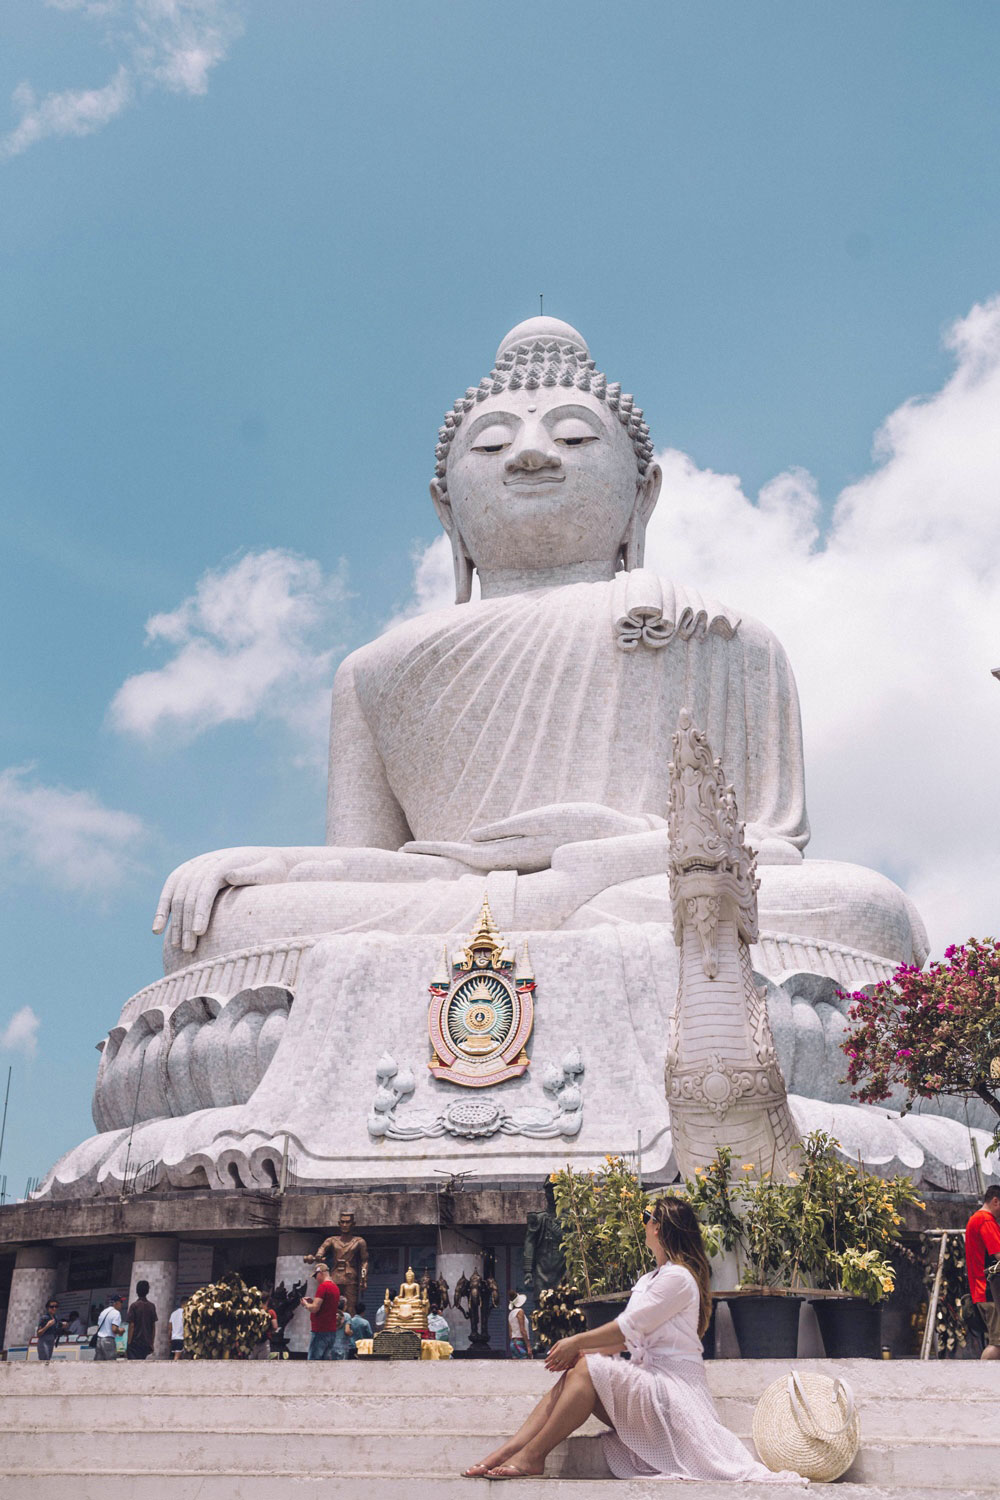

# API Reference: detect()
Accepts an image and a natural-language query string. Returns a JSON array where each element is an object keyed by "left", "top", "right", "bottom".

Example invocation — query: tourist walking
[
  {"left": 302, "top": 1262, "right": 341, "bottom": 1360},
  {"left": 169, "top": 1299, "right": 186, "bottom": 1360},
  {"left": 966, "top": 1185, "right": 1000, "bottom": 1360},
  {"left": 428, "top": 1304, "right": 450, "bottom": 1344},
  {"left": 463, "top": 1197, "right": 805, "bottom": 1482},
  {"left": 126, "top": 1280, "right": 158, "bottom": 1361},
  {"left": 94, "top": 1294, "right": 125, "bottom": 1361},
  {"left": 35, "top": 1299, "right": 63, "bottom": 1362},
  {"left": 508, "top": 1292, "right": 533, "bottom": 1359},
  {"left": 345, "top": 1300, "right": 373, "bottom": 1358}
]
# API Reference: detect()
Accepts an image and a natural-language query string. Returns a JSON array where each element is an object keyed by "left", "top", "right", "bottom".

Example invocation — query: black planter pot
[
  {"left": 579, "top": 1295, "right": 629, "bottom": 1331},
  {"left": 701, "top": 1300, "right": 718, "bottom": 1360},
  {"left": 811, "top": 1297, "right": 882, "bottom": 1358},
  {"left": 726, "top": 1294, "right": 802, "bottom": 1358}
]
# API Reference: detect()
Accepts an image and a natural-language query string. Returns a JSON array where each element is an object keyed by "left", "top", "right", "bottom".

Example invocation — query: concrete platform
[{"left": 1, "top": 1357, "right": 995, "bottom": 1498}]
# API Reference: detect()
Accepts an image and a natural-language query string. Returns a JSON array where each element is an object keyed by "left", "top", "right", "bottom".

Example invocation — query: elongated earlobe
[
  {"left": 620, "top": 462, "right": 662, "bottom": 572},
  {"left": 430, "top": 479, "right": 475, "bottom": 603}
]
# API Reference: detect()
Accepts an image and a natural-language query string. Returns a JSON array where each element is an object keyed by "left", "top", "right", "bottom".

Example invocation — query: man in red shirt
[
  {"left": 302, "top": 1261, "right": 341, "bottom": 1361},
  {"left": 965, "top": 1185, "right": 1000, "bottom": 1360}
]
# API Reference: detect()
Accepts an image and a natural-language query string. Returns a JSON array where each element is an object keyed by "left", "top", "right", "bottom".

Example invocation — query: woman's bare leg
[
  {"left": 490, "top": 1360, "right": 604, "bottom": 1477},
  {"left": 463, "top": 1374, "right": 568, "bottom": 1474}
]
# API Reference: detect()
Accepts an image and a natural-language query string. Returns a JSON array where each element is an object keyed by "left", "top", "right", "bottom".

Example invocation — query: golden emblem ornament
[{"left": 427, "top": 896, "right": 536, "bottom": 1087}]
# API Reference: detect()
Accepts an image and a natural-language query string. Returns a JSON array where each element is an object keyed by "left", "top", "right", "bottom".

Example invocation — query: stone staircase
[{"left": 0, "top": 1357, "right": 994, "bottom": 1498}]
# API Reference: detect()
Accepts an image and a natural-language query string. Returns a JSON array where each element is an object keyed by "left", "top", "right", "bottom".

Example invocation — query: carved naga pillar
[{"left": 664, "top": 709, "right": 800, "bottom": 1181}]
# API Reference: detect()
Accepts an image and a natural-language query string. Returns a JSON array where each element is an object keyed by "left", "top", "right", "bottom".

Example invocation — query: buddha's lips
[{"left": 504, "top": 472, "right": 565, "bottom": 486}]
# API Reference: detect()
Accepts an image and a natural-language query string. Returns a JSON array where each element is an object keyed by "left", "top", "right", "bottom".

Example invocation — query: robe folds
[{"left": 330, "top": 571, "right": 810, "bottom": 857}]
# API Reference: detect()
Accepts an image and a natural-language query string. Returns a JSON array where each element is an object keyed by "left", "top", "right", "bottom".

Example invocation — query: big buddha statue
[{"left": 41, "top": 318, "right": 996, "bottom": 1200}]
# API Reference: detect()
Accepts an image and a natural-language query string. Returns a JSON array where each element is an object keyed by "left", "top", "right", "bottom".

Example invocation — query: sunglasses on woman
[{"left": 642, "top": 1208, "right": 652, "bottom": 1225}]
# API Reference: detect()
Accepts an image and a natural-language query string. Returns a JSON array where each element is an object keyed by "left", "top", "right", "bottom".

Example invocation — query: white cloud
[
  {"left": 0, "top": 1006, "right": 40, "bottom": 1057},
  {"left": 397, "top": 295, "right": 1000, "bottom": 954},
  {"left": 645, "top": 294, "right": 1000, "bottom": 953},
  {"left": 1, "top": 1, "right": 242, "bottom": 160},
  {"left": 110, "top": 548, "right": 348, "bottom": 751},
  {"left": 381, "top": 535, "right": 462, "bottom": 631},
  {"left": 0, "top": 767, "right": 147, "bottom": 891}
]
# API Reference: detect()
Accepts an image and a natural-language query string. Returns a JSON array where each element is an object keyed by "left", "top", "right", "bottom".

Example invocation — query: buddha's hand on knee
[
  {"left": 748, "top": 834, "right": 804, "bottom": 866},
  {"left": 405, "top": 805, "right": 655, "bottom": 874},
  {"left": 152, "top": 847, "right": 292, "bottom": 954}
]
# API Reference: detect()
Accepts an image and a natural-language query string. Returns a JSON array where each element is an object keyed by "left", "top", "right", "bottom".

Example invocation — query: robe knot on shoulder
[{"left": 612, "top": 569, "right": 741, "bottom": 652}]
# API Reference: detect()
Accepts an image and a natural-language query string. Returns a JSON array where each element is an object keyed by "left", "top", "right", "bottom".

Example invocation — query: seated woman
[{"left": 463, "top": 1197, "right": 804, "bottom": 1483}]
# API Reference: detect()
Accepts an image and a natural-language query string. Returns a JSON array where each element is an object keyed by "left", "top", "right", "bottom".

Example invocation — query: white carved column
[
  {"left": 274, "top": 1231, "right": 313, "bottom": 1355},
  {"left": 4, "top": 1245, "right": 59, "bottom": 1350},
  {"left": 128, "top": 1236, "right": 178, "bottom": 1360},
  {"left": 436, "top": 1228, "right": 481, "bottom": 1352}
]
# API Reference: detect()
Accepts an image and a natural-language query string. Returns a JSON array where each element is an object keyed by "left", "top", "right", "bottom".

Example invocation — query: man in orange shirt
[{"left": 965, "top": 1185, "right": 1000, "bottom": 1360}]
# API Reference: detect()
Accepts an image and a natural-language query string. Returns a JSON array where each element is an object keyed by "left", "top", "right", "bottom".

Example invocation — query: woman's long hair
[{"left": 649, "top": 1195, "right": 713, "bottom": 1337}]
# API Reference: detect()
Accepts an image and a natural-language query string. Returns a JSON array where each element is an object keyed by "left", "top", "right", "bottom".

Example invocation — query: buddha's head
[
  {"left": 431, "top": 317, "right": 661, "bottom": 602},
  {"left": 404, "top": 1266, "right": 416, "bottom": 1284}
]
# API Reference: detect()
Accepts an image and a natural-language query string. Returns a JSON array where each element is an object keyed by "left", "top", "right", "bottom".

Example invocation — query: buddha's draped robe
[{"left": 332, "top": 574, "right": 808, "bottom": 857}]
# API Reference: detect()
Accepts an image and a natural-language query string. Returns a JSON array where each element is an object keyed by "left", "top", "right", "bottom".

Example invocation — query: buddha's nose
[{"left": 506, "top": 424, "right": 561, "bottom": 474}]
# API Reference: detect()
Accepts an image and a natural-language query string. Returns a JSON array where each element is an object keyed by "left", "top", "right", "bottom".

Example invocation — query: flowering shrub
[
  {"left": 831, "top": 1247, "right": 896, "bottom": 1303},
  {"left": 840, "top": 938, "right": 1000, "bottom": 1149},
  {"left": 549, "top": 1156, "right": 652, "bottom": 1296},
  {"left": 686, "top": 1134, "right": 920, "bottom": 1300}
]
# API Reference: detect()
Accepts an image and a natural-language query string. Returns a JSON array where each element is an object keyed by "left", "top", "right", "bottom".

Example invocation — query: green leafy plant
[
  {"left": 684, "top": 1133, "right": 920, "bottom": 1300},
  {"left": 549, "top": 1156, "right": 652, "bottom": 1296},
  {"left": 831, "top": 1247, "right": 897, "bottom": 1303}
]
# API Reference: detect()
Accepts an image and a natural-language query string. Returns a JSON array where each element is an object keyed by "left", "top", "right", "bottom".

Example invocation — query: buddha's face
[
  {"left": 433, "top": 385, "right": 661, "bottom": 575},
  {"left": 404, "top": 1268, "right": 415, "bottom": 1284}
]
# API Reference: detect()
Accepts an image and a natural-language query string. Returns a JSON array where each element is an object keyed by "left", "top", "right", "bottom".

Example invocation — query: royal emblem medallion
[{"left": 427, "top": 897, "right": 536, "bottom": 1087}]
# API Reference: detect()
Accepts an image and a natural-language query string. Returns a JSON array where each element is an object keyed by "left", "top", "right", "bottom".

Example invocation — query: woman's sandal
[{"left": 484, "top": 1463, "right": 545, "bottom": 1480}]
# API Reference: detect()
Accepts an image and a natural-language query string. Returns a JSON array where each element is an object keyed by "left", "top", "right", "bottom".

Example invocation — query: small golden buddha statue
[{"left": 383, "top": 1266, "right": 430, "bottom": 1331}]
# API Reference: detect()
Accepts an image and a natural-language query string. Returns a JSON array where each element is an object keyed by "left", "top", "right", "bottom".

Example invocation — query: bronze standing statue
[
  {"left": 455, "top": 1269, "right": 499, "bottom": 1346},
  {"left": 524, "top": 1180, "right": 566, "bottom": 1293},
  {"left": 303, "top": 1210, "right": 369, "bottom": 1314}
]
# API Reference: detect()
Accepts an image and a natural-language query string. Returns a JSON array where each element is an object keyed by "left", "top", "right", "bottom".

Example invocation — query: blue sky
[{"left": 1, "top": 1, "right": 999, "bottom": 1197}]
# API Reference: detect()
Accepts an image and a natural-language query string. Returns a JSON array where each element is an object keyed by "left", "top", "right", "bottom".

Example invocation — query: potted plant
[
  {"left": 689, "top": 1151, "right": 808, "bottom": 1359},
  {"left": 549, "top": 1156, "right": 652, "bottom": 1328},
  {"left": 685, "top": 1134, "right": 920, "bottom": 1358},
  {"left": 792, "top": 1132, "right": 921, "bottom": 1357}
]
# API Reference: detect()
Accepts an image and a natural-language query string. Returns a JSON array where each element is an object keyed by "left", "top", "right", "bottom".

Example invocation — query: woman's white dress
[{"left": 584, "top": 1264, "right": 806, "bottom": 1484}]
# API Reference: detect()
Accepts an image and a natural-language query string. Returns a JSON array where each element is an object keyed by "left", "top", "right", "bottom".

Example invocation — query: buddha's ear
[
  {"left": 430, "top": 479, "right": 475, "bottom": 604},
  {"left": 621, "top": 462, "right": 662, "bottom": 572}
]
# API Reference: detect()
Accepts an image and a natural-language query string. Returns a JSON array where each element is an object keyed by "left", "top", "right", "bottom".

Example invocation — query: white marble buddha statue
[
  {"left": 45, "top": 316, "right": 978, "bottom": 1208},
  {"left": 151, "top": 316, "right": 925, "bottom": 980}
]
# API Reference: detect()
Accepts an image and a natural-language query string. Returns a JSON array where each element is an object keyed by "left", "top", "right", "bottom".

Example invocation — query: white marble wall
[
  {"left": 128, "top": 1236, "right": 178, "bottom": 1360},
  {"left": 436, "top": 1229, "right": 483, "bottom": 1353},
  {"left": 4, "top": 1246, "right": 58, "bottom": 1350},
  {"left": 274, "top": 1232, "right": 313, "bottom": 1355}
]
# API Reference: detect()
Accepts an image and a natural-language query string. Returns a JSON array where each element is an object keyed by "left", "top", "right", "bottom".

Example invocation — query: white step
[
  {"left": 0, "top": 1482, "right": 988, "bottom": 1500},
  {"left": 1, "top": 1358, "right": 995, "bottom": 1496}
]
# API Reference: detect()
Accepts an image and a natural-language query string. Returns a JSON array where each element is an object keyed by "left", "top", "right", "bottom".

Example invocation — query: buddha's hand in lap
[
  {"left": 403, "top": 803, "right": 660, "bottom": 874},
  {"left": 153, "top": 847, "right": 295, "bottom": 954}
]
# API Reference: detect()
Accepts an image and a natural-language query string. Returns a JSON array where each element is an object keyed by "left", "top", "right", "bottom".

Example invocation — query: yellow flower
[
  {"left": 694, "top": 1167, "right": 706, "bottom": 1177},
  {"left": 741, "top": 1164, "right": 754, "bottom": 1172},
  {"left": 788, "top": 1171, "right": 800, "bottom": 1181}
]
